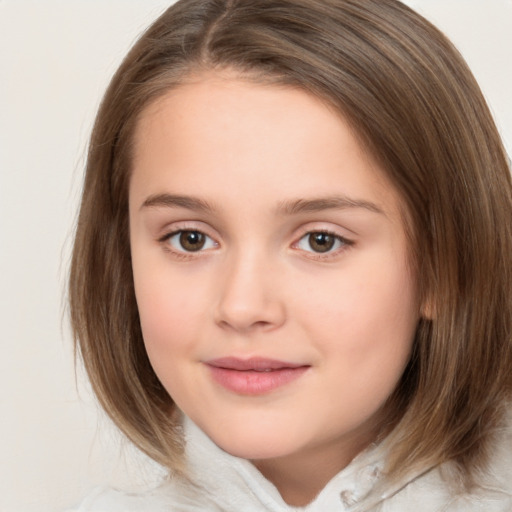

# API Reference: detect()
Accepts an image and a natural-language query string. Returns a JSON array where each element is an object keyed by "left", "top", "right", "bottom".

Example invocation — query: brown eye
[
  {"left": 308, "top": 232, "right": 336, "bottom": 253},
  {"left": 179, "top": 231, "right": 206, "bottom": 251},
  {"left": 296, "top": 231, "right": 349, "bottom": 255},
  {"left": 163, "top": 229, "right": 217, "bottom": 254}
]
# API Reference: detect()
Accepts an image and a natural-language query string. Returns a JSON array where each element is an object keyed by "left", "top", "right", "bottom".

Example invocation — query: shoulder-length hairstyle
[{"left": 70, "top": 0, "right": 512, "bottom": 487}]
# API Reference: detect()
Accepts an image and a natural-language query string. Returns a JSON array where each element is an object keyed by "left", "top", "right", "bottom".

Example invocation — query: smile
[{"left": 205, "top": 357, "right": 310, "bottom": 395}]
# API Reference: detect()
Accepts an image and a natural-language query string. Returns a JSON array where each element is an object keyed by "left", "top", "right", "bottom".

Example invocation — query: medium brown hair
[{"left": 70, "top": 0, "right": 512, "bottom": 486}]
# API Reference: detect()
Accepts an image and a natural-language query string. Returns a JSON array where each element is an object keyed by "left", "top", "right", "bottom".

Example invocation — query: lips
[{"left": 205, "top": 357, "right": 310, "bottom": 395}]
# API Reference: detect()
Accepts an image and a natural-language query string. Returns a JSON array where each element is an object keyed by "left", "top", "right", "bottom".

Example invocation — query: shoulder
[
  {"left": 64, "top": 483, "right": 221, "bottom": 512},
  {"left": 64, "top": 486, "right": 166, "bottom": 512},
  {"left": 381, "top": 418, "right": 512, "bottom": 512},
  {"left": 380, "top": 467, "right": 512, "bottom": 512}
]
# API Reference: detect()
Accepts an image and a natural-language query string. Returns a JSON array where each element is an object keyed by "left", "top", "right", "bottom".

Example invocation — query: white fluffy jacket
[{"left": 70, "top": 417, "right": 512, "bottom": 511}]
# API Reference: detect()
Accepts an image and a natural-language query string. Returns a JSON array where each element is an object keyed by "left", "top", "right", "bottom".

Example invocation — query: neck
[{"left": 252, "top": 431, "right": 375, "bottom": 507}]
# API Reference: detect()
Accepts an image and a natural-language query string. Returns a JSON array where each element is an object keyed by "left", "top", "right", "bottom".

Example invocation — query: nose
[{"left": 214, "top": 251, "right": 286, "bottom": 333}]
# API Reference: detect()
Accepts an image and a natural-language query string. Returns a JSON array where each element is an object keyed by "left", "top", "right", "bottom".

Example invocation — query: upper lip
[{"left": 205, "top": 357, "right": 308, "bottom": 371}]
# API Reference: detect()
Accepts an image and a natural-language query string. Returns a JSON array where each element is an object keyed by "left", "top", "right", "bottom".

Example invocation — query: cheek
[
  {"left": 138, "top": 284, "right": 194, "bottom": 339},
  {"left": 131, "top": 253, "right": 204, "bottom": 360},
  {"left": 298, "top": 251, "right": 418, "bottom": 373},
  {"left": 133, "top": 272, "right": 205, "bottom": 401},
  {"left": 315, "top": 266, "right": 417, "bottom": 425}
]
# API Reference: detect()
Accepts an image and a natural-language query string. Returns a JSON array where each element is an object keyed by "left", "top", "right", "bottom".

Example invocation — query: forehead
[{"left": 130, "top": 75, "right": 403, "bottom": 220}]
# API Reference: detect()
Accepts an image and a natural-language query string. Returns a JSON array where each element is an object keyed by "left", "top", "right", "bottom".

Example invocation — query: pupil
[
  {"left": 309, "top": 233, "right": 335, "bottom": 253},
  {"left": 180, "top": 231, "right": 205, "bottom": 251}
]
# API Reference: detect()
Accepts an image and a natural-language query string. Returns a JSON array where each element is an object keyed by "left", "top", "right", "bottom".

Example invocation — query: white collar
[
  {"left": 182, "top": 417, "right": 388, "bottom": 511},
  {"left": 83, "top": 415, "right": 512, "bottom": 511}
]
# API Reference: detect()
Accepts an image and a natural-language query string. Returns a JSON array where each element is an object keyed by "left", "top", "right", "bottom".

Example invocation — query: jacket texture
[{"left": 68, "top": 416, "right": 512, "bottom": 511}]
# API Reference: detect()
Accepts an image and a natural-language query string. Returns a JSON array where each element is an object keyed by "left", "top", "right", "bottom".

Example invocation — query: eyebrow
[
  {"left": 276, "top": 196, "right": 385, "bottom": 216},
  {"left": 140, "top": 193, "right": 384, "bottom": 216},
  {"left": 141, "top": 194, "right": 215, "bottom": 213}
]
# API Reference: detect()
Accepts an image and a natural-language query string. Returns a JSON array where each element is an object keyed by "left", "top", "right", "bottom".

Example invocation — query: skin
[{"left": 129, "top": 73, "right": 421, "bottom": 506}]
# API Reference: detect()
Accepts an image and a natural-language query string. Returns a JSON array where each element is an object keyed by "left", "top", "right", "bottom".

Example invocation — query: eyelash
[
  {"left": 158, "top": 229, "right": 218, "bottom": 258},
  {"left": 294, "top": 230, "right": 354, "bottom": 259},
  {"left": 158, "top": 228, "right": 354, "bottom": 260}
]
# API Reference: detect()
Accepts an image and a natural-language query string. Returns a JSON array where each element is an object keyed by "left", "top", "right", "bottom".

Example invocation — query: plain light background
[{"left": 1, "top": 1, "right": 510, "bottom": 511}]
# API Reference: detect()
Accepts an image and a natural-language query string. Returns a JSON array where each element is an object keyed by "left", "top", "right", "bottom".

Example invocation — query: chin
[{"left": 203, "top": 422, "right": 304, "bottom": 461}]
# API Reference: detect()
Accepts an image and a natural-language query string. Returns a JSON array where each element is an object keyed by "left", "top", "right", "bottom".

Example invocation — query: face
[{"left": 129, "top": 74, "right": 420, "bottom": 475}]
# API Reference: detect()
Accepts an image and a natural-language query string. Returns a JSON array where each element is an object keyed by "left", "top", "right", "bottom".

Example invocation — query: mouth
[{"left": 204, "top": 357, "right": 310, "bottom": 395}]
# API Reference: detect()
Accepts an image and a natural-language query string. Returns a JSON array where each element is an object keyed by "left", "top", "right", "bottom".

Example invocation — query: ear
[{"left": 420, "top": 295, "right": 435, "bottom": 320}]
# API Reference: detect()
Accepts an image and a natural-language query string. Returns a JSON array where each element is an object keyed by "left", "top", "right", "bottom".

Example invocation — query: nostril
[
  {"left": 214, "top": 262, "right": 286, "bottom": 331},
  {"left": 215, "top": 300, "right": 286, "bottom": 332}
]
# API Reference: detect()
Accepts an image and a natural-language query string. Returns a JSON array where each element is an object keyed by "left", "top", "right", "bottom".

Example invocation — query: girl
[{"left": 68, "top": 0, "right": 512, "bottom": 510}]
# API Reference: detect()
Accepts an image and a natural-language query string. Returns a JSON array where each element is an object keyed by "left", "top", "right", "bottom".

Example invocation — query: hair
[{"left": 70, "top": 0, "right": 512, "bottom": 489}]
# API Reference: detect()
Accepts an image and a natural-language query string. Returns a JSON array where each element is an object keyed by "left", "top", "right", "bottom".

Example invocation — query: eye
[
  {"left": 164, "top": 230, "right": 217, "bottom": 253},
  {"left": 296, "top": 231, "right": 350, "bottom": 254}
]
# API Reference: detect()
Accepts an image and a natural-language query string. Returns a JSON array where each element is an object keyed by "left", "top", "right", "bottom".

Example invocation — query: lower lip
[{"left": 207, "top": 365, "right": 309, "bottom": 395}]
